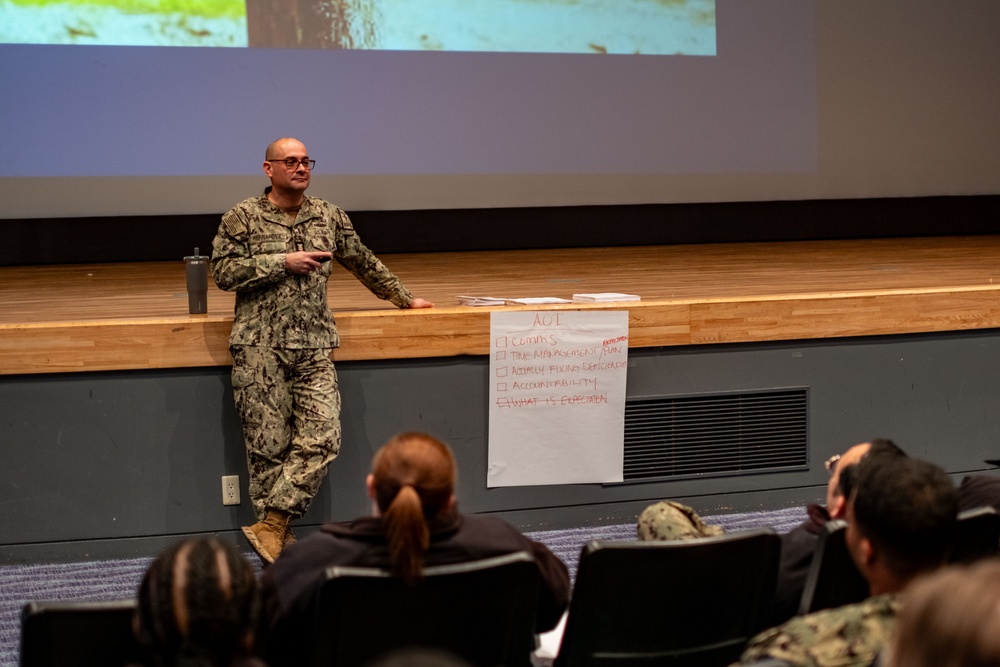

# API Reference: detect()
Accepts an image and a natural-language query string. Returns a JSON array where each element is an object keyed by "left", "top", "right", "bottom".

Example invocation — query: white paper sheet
[
  {"left": 571, "top": 292, "right": 640, "bottom": 302},
  {"left": 488, "top": 310, "right": 629, "bottom": 487},
  {"left": 505, "top": 297, "right": 573, "bottom": 305}
]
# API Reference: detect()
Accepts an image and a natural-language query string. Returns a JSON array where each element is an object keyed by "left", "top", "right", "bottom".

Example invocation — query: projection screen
[{"left": 0, "top": 0, "right": 818, "bottom": 218}]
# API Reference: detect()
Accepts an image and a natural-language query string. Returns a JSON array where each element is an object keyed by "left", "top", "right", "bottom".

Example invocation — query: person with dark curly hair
[{"left": 134, "top": 537, "right": 266, "bottom": 667}]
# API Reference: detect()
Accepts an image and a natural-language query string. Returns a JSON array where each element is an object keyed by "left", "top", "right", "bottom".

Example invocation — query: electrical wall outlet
[{"left": 222, "top": 475, "right": 241, "bottom": 506}]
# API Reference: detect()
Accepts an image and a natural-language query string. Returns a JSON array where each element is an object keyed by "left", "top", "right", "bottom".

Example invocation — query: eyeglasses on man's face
[
  {"left": 268, "top": 158, "right": 316, "bottom": 170},
  {"left": 824, "top": 454, "right": 841, "bottom": 474}
]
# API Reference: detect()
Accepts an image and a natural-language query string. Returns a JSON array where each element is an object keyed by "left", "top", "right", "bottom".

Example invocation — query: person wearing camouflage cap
[
  {"left": 211, "top": 137, "right": 433, "bottom": 564},
  {"left": 733, "top": 454, "right": 958, "bottom": 667},
  {"left": 636, "top": 500, "right": 725, "bottom": 541}
]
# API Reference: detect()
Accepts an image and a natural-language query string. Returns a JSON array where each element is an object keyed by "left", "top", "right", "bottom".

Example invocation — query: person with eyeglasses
[
  {"left": 211, "top": 137, "right": 433, "bottom": 565},
  {"left": 635, "top": 438, "right": 906, "bottom": 626},
  {"left": 736, "top": 454, "right": 959, "bottom": 667},
  {"left": 770, "top": 438, "right": 906, "bottom": 625}
]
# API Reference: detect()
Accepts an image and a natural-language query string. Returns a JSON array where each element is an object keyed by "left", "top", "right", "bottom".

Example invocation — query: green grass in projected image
[{"left": 0, "top": 0, "right": 716, "bottom": 54}]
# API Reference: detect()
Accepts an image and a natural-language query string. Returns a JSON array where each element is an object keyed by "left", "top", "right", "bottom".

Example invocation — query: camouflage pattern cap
[{"left": 636, "top": 500, "right": 725, "bottom": 541}]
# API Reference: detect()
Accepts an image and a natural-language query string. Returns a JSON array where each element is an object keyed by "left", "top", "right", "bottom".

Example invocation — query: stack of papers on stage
[
  {"left": 456, "top": 295, "right": 507, "bottom": 306},
  {"left": 572, "top": 293, "right": 641, "bottom": 302},
  {"left": 505, "top": 297, "right": 573, "bottom": 305}
]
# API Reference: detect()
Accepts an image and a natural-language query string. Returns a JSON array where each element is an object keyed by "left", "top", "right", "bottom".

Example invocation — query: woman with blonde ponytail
[{"left": 259, "top": 432, "right": 570, "bottom": 667}]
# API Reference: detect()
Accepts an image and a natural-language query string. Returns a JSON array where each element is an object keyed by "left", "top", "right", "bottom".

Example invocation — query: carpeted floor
[{"left": 0, "top": 506, "right": 806, "bottom": 667}]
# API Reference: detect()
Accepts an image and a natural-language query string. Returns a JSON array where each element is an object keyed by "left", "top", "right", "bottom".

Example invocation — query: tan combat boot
[{"left": 242, "top": 509, "right": 292, "bottom": 564}]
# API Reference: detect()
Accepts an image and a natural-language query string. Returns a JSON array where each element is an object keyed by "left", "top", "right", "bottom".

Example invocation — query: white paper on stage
[{"left": 488, "top": 310, "right": 629, "bottom": 487}]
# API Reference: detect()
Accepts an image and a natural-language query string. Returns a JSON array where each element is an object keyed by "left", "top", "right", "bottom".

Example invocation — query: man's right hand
[{"left": 285, "top": 251, "right": 333, "bottom": 274}]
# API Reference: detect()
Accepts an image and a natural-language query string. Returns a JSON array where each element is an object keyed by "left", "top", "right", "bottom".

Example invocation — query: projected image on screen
[
  {"left": 0, "top": 1, "right": 813, "bottom": 218},
  {"left": 0, "top": 0, "right": 716, "bottom": 55}
]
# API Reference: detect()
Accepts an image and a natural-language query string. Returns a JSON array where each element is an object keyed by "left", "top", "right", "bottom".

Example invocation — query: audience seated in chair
[
  {"left": 795, "top": 519, "right": 869, "bottom": 616},
  {"left": 883, "top": 559, "right": 1000, "bottom": 667},
  {"left": 772, "top": 438, "right": 906, "bottom": 625},
  {"left": 732, "top": 454, "right": 959, "bottom": 667},
  {"left": 637, "top": 438, "right": 908, "bottom": 626},
  {"left": 134, "top": 536, "right": 266, "bottom": 667},
  {"left": 557, "top": 527, "right": 780, "bottom": 667},
  {"left": 310, "top": 553, "right": 541, "bottom": 667},
  {"left": 636, "top": 499, "right": 725, "bottom": 541},
  {"left": 791, "top": 451, "right": 998, "bottom": 617},
  {"left": 257, "top": 431, "right": 570, "bottom": 667}
]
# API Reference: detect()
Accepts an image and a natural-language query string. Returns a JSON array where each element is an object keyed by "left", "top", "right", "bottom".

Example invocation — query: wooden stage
[{"left": 3, "top": 236, "right": 1000, "bottom": 376}]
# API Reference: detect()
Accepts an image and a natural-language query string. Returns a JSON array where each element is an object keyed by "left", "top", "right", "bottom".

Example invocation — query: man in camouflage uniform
[
  {"left": 733, "top": 454, "right": 958, "bottom": 667},
  {"left": 211, "top": 137, "right": 433, "bottom": 564},
  {"left": 770, "top": 438, "right": 907, "bottom": 625}
]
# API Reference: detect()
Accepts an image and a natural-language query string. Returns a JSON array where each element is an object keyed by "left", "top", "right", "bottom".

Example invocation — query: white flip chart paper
[{"left": 488, "top": 310, "right": 629, "bottom": 487}]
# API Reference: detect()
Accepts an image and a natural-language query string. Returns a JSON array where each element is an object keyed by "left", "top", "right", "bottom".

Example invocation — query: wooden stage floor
[{"left": 3, "top": 236, "right": 1000, "bottom": 376}]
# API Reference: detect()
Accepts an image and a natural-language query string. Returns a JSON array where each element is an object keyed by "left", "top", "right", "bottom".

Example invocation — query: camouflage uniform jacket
[
  {"left": 211, "top": 190, "right": 413, "bottom": 348},
  {"left": 735, "top": 593, "right": 900, "bottom": 667}
]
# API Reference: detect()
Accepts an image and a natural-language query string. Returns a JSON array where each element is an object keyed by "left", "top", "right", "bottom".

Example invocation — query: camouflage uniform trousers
[{"left": 230, "top": 345, "right": 341, "bottom": 521}]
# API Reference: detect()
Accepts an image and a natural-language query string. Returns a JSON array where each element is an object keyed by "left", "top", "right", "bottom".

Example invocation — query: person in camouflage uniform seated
[
  {"left": 211, "top": 137, "right": 433, "bottom": 564},
  {"left": 733, "top": 454, "right": 958, "bottom": 667},
  {"left": 636, "top": 500, "right": 725, "bottom": 541},
  {"left": 770, "top": 438, "right": 907, "bottom": 626}
]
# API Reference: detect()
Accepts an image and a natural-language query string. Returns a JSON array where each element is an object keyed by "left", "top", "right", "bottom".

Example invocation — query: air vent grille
[{"left": 622, "top": 388, "right": 808, "bottom": 482}]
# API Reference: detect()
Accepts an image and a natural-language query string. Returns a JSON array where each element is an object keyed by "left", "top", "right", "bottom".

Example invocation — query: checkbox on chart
[
  {"left": 496, "top": 382, "right": 507, "bottom": 392},
  {"left": 496, "top": 350, "right": 506, "bottom": 360},
  {"left": 496, "top": 367, "right": 508, "bottom": 377},
  {"left": 495, "top": 336, "right": 508, "bottom": 348}
]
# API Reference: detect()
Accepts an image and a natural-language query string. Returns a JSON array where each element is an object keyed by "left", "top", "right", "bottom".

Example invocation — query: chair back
[
  {"left": 949, "top": 505, "right": 1000, "bottom": 564},
  {"left": 20, "top": 599, "right": 144, "bottom": 667},
  {"left": 308, "top": 551, "right": 541, "bottom": 667},
  {"left": 797, "top": 519, "right": 869, "bottom": 615},
  {"left": 554, "top": 528, "right": 781, "bottom": 667}
]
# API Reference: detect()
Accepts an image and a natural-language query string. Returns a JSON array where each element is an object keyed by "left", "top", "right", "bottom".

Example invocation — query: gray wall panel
[{"left": 2, "top": 330, "right": 999, "bottom": 562}]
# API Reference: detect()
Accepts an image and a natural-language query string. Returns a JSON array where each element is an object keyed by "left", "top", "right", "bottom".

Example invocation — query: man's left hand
[{"left": 408, "top": 298, "right": 434, "bottom": 309}]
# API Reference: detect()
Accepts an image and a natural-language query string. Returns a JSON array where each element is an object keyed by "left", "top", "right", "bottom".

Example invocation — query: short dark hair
[
  {"left": 867, "top": 438, "right": 907, "bottom": 460},
  {"left": 851, "top": 455, "right": 958, "bottom": 578},
  {"left": 837, "top": 438, "right": 907, "bottom": 501}
]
